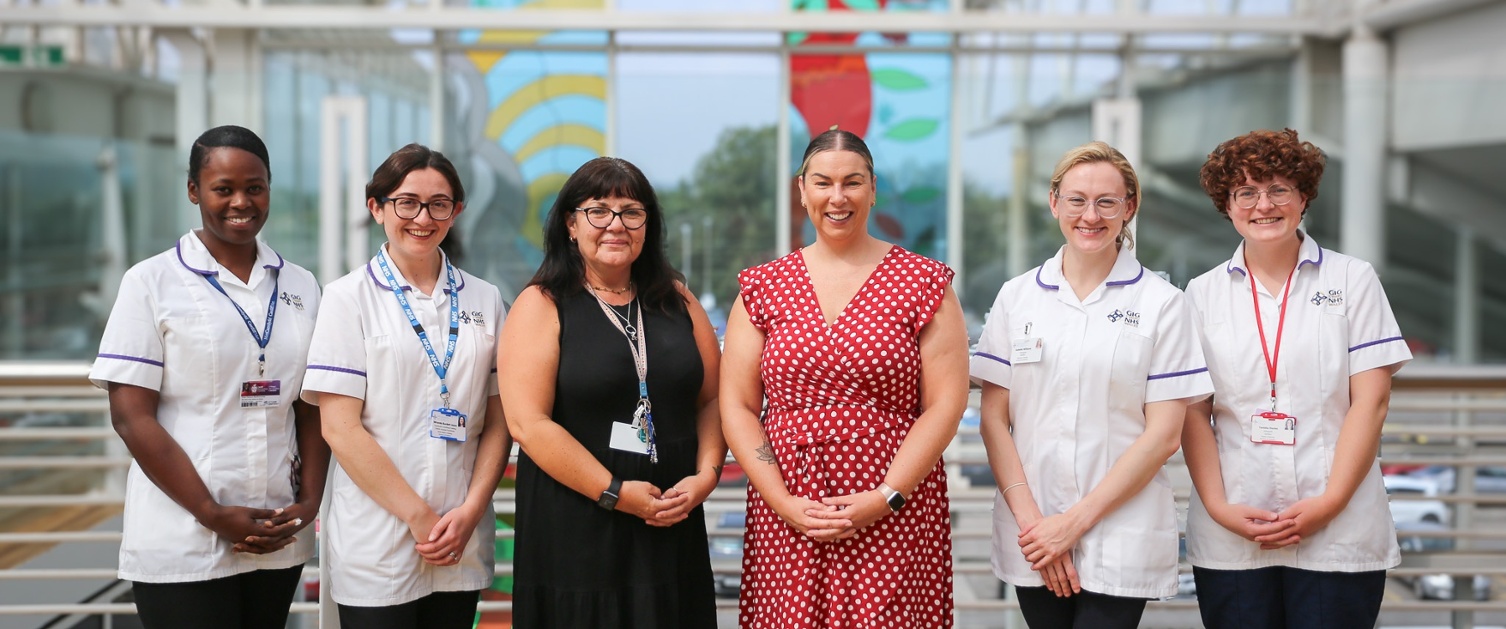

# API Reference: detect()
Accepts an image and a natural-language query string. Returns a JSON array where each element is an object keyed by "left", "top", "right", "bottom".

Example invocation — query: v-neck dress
[{"left": 736, "top": 246, "right": 955, "bottom": 629}]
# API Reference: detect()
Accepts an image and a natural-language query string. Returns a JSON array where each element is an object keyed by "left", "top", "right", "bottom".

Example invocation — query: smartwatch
[
  {"left": 878, "top": 483, "right": 906, "bottom": 513},
  {"left": 596, "top": 476, "right": 623, "bottom": 511}
]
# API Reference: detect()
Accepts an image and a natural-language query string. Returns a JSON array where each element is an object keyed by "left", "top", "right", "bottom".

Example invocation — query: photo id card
[
  {"left": 429, "top": 407, "right": 468, "bottom": 442},
  {"left": 240, "top": 380, "right": 282, "bottom": 409},
  {"left": 610, "top": 421, "right": 650, "bottom": 455},
  {"left": 1251, "top": 411, "right": 1297, "bottom": 446},
  {"left": 1011, "top": 337, "right": 1044, "bottom": 364}
]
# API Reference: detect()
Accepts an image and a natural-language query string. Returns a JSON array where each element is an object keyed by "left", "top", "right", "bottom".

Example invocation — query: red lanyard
[{"left": 1251, "top": 264, "right": 1297, "bottom": 412}]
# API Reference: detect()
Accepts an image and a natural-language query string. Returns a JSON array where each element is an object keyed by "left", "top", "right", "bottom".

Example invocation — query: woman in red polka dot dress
[{"left": 721, "top": 128, "right": 971, "bottom": 628}]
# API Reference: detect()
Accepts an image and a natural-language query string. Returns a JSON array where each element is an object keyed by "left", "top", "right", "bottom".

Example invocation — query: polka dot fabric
[{"left": 736, "top": 246, "right": 955, "bottom": 629}]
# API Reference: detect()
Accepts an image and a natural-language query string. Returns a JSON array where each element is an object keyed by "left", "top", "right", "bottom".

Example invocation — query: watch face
[
  {"left": 598, "top": 491, "right": 619, "bottom": 510},
  {"left": 887, "top": 492, "right": 905, "bottom": 511}
]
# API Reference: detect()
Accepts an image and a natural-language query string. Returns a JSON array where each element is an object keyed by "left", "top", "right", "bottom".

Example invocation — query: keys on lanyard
[
  {"left": 376, "top": 249, "right": 460, "bottom": 409},
  {"left": 202, "top": 271, "right": 279, "bottom": 377}
]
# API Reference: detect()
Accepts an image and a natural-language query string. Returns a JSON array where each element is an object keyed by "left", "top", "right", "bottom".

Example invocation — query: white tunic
[
  {"left": 89, "top": 231, "right": 320, "bottom": 583},
  {"left": 301, "top": 246, "right": 504, "bottom": 606},
  {"left": 1184, "top": 232, "right": 1412, "bottom": 572},
  {"left": 970, "top": 246, "right": 1213, "bottom": 598}
]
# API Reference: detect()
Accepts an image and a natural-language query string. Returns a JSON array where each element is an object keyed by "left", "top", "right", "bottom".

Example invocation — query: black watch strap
[{"left": 596, "top": 476, "right": 623, "bottom": 511}]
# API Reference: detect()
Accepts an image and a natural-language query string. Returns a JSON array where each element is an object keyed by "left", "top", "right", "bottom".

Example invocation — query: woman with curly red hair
[{"left": 1180, "top": 129, "right": 1412, "bottom": 628}]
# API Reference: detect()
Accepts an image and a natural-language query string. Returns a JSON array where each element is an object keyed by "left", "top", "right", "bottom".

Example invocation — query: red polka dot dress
[{"left": 736, "top": 246, "right": 955, "bottom": 629}]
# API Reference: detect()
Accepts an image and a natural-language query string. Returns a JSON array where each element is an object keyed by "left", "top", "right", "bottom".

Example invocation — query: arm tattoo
[{"left": 755, "top": 439, "right": 776, "bottom": 465}]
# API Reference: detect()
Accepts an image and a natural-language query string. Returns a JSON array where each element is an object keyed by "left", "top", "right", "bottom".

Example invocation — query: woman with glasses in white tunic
[
  {"left": 971, "top": 141, "right": 1213, "bottom": 628},
  {"left": 91, "top": 125, "right": 329, "bottom": 628},
  {"left": 301, "top": 143, "right": 511, "bottom": 629},
  {"left": 1181, "top": 129, "right": 1412, "bottom": 629}
]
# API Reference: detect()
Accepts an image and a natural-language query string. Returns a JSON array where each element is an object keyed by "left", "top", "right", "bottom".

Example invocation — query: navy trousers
[
  {"left": 1193, "top": 566, "right": 1386, "bottom": 629},
  {"left": 131, "top": 564, "right": 304, "bottom": 629},
  {"left": 1015, "top": 585, "right": 1147, "bottom": 629},
  {"left": 337, "top": 589, "right": 480, "bottom": 629}
]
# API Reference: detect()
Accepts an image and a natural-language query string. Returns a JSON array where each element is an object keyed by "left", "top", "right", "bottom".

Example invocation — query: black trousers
[
  {"left": 131, "top": 564, "right": 304, "bottom": 629},
  {"left": 1015, "top": 585, "right": 1147, "bottom": 629},
  {"left": 337, "top": 590, "right": 480, "bottom": 629},
  {"left": 1193, "top": 566, "right": 1387, "bottom": 629}
]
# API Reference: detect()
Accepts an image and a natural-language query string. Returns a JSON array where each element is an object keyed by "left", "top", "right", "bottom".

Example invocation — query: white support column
[
  {"left": 318, "top": 96, "right": 371, "bottom": 285},
  {"left": 1340, "top": 20, "right": 1388, "bottom": 272},
  {"left": 208, "top": 28, "right": 259, "bottom": 127},
  {"left": 1091, "top": 97, "right": 1142, "bottom": 241},
  {"left": 776, "top": 46, "right": 793, "bottom": 256},
  {"left": 1454, "top": 230, "right": 1479, "bottom": 364},
  {"left": 161, "top": 29, "right": 207, "bottom": 231},
  {"left": 946, "top": 34, "right": 965, "bottom": 289},
  {"left": 429, "top": 44, "right": 445, "bottom": 150},
  {"left": 1007, "top": 126, "right": 1030, "bottom": 279},
  {"left": 606, "top": 30, "right": 617, "bottom": 157}
]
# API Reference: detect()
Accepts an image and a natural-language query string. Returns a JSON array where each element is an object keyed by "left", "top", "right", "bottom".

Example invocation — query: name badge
[
  {"left": 1251, "top": 411, "right": 1296, "bottom": 445},
  {"left": 429, "top": 408, "right": 468, "bottom": 442},
  {"left": 610, "top": 421, "right": 650, "bottom": 455},
  {"left": 240, "top": 380, "right": 282, "bottom": 409},
  {"left": 1011, "top": 337, "right": 1043, "bottom": 364}
]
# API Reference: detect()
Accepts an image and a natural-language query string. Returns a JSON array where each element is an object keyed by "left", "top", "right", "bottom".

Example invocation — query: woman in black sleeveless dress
[{"left": 499, "top": 157, "right": 724, "bottom": 628}]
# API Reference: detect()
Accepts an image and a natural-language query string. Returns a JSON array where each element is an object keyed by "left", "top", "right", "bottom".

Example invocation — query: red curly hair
[{"left": 1198, "top": 128, "right": 1325, "bottom": 218}]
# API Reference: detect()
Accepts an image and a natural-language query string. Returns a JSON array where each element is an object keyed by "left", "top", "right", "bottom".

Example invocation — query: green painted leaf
[
  {"left": 901, "top": 186, "right": 941, "bottom": 204},
  {"left": 844, "top": 0, "right": 880, "bottom": 11},
  {"left": 884, "top": 118, "right": 940, "bottom": 141},
  {"left": 870, "top": 68, "right": 928, "bottom": 91}
]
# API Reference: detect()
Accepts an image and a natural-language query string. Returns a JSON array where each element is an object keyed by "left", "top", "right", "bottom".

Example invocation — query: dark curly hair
[{"left": 1198, "top": 128, "right": 1325, "bottom": 218}]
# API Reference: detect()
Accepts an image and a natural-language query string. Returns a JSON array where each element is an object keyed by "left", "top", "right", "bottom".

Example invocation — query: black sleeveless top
[{"left": 511, "top": 288, "right": 716, "bottom": 628}]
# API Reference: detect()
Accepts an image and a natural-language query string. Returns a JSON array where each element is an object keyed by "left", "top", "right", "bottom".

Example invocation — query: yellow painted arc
[
  {"left": 522, "top": 172, "right": 572, "bottom": 248},
  {"left": 484, "top": 75, "right": 607, "bottom": 141},
  {"left": 514, "top": 124, "right": 605, "bottom": 164}
]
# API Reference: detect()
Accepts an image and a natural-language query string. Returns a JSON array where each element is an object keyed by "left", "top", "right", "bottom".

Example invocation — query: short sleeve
[
  {"left": 301, "top": 282, "right": 368, "bottom": 404},
  {"left": 89, "top": 268, "right": 165, "bottom": 391},
  {"left": 912, "top": 259, "right": 956, "bottom": 332},
  {"left": 1345, "top": 262, "right": 1412, "bottom": 375},
  {"left": 737, "top": 266, "right": 768, "bottom": 333},
  {"left": 1145, "top": 292, "right": 1215, "bottom": 403},
  {"left": 969, "top": 283, "right": 1013, "bottom": 389}
]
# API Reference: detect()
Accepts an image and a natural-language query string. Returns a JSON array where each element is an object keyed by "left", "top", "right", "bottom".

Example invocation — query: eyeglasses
[
  {"left": 1230, "top": 185, "right": 1295, "bottom": 209},
  {"left": 1055, "top": 192, "right": 1129, "bottom": 219},
  {"left": 575, "top": 207, "right": 648, "bottom": 230},
  {"left": 381, "top": 196, "right": 456, "bottom": 221}
]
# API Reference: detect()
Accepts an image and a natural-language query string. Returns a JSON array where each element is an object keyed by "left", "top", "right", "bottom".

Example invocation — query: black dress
[{"left": 512, "top": 289, "right": 717, "bottom": 629}]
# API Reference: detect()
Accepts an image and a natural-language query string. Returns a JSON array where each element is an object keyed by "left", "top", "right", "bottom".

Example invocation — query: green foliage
[
  {"left": 870, "top": 68, "right": 929, "bottom": 91},
  {"left": 883, "top": 118, "right": 940, "bottom": 141}
]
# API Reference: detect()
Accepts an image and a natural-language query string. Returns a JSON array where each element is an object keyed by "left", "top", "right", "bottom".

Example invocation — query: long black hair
[
  {"left": 189, "top": 125, "right": 270, "bottom": 184},
  {"left": 529, "top": 157, "right": 686, "bottom": 314}
]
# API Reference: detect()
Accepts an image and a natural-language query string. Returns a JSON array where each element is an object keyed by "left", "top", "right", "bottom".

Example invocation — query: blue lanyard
[
  {"left": 376, "top": 249, "right": 460, "bottom": 408},
  {"left": 202, "top": 270, "right": 278, "bottom": 376}
]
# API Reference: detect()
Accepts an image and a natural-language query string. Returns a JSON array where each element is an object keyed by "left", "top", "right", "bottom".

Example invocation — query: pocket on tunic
[{"left": 1110, "top": 329, "right": 1153, "bottom": 405}]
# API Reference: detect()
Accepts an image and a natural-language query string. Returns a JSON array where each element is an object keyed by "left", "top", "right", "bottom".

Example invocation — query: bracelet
[{"left": 1002, "top": 482, "right": 1028, "bottom": 495}]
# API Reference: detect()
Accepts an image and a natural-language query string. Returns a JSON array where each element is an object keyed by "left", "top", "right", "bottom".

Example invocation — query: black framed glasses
[
  {"left": 1229, "top": 185, "right": 1295, "bottom": 209},
  {"left": 575, "top": 206, "right": 648, "bottom": 230},
  {"left": 1055, "top": 192, "right": 1129, "bottom": 219},
  {"left": 381, "top": 196, "right": 456, "bottom": 221}
]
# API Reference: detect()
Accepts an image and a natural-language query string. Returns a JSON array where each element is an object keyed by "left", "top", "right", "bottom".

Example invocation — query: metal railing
[{"left": 5, "top": 361, "right": 1506, "bottom": 627}]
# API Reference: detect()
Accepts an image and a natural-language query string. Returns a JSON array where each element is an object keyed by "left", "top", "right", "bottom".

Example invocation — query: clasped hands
[
  {"left": 204, "top": 501, "right": 316, "bottom": 555},
  {"left": 616, "top": 472, "right": 719, "bottom": 528},
  {"left": 770, "top": 490, "right": 891, "bottom": 543},
  {"left": 1212, "top": 495, "right": 1340, "bottom": 550}
]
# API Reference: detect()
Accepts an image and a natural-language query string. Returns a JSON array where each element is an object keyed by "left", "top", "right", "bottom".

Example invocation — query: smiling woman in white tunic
[
  {"left": 91, "top": 125, "right": 329, "bottom": 629},
  {"left": 971, "top": 141, "right": 1213, "bottom": 629},
  {"left": 301, "top": 144, "right": 511, "bottom": 629},
  {"left": 1181, "top": 128, "right": 1412, "bottom": 629}
]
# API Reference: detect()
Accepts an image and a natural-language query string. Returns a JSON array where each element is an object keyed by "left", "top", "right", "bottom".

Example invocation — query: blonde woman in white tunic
[{"left": 971, "top": 141, "right": 1213, "bottom": 628}]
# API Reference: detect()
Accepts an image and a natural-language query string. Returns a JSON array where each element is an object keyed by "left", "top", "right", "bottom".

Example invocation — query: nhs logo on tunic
[
  {"left": 1310, "top": 289, "right": 1343, "bottom": 306},
  {"left": 1107, "top": 310, "right": 1141, "bottom": 328}
]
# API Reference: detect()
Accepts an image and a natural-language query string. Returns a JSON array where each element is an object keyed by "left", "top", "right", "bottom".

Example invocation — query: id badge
[
  {"left": 429, "top": 408, "right": 468, "bottom": 442},
  {"left": 1011, "top": 337, "right": 1043, "bottom": 364},
  {"left": 610, "top": 421, "right": 649, "bottom": 455},
  {"left": 1251, "top": 411, "right": 1297, "bottom": 445},
  {"left": 240, "top": 380, "right": 282, "bottom": 409}
]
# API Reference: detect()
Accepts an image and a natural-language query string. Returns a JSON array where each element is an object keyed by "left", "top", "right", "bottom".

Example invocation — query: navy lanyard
[
  {"left": 202, "top": 270, "right": 278, "bottom": 376},
  {"left": 376, "top": 249, "right": 460, "bottom": 408}
]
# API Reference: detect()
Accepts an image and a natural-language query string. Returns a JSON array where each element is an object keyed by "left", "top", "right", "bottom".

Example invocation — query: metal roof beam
[{"left": 1, "top": 7, "right": 1343, "bottom": 36}]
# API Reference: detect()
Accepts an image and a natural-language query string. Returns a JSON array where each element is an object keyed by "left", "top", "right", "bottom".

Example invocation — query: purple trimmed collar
[
  {"left": 175, "top": 231, "right": 285, "bottom": 277},
  {"left": 365, "top": 247, "right": 466, "bottom": 295},
  {"left": 1226, "top": 230, "right": 1323, "bottom": 276},
  {"left": 1034, "top": 245, "right": 1145, "bottom": 291}
]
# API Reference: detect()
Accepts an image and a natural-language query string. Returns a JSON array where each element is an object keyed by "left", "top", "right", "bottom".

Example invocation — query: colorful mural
[{"left": 788, "top": 0, "right": 951, "bottom": 260}]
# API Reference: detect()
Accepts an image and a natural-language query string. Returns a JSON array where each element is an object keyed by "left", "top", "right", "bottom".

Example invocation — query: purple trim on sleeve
[
  {"left": 1147, "top": 366, "right": 1209, "bottom": 381},
  {"left": 1349, "top": 336, "right": 1404, "bottom": 353},
  {"left": 97, "top": 353, "right": 164, "bottom": 368},
  {"left": 974, "top": 352, "right": 1012, "bottom": 366},
  {"left": 307, "top": 364, "right": 367, "bottom": 377}
]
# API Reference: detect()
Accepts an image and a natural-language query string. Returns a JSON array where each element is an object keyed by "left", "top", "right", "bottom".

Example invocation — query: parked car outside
[
  {"left": 1402, "top": 464, "right": 1506, "bottom": 495},
  {"left": 1394, "top": 520, "right": 1490, "bottom": 601},
  {"left": 1383, "top": 474, "right": 1450, "bottom": 525},
  {"left": 709, "top": 534, "right": 744, "bottom": 599}
]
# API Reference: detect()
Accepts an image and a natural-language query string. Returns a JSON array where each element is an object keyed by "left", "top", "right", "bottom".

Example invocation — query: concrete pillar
[
  {"left": 1451, "top": 228, "right": 1478, "bottom": 628},
  {"left": 1340, "top": 23, "right": 1389, "bottom": 272},
  {"left": 208, "top": 28, "right": 259, "bottom": 128},
  {"left": 1007, "top": 128, "right": 1030, "bottom": 279},
  {"left": 159, "top": 30, "right": 206, "bottom": 232}
]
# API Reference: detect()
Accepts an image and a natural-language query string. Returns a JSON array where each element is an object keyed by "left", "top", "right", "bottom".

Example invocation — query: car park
[
  {"left": 1383, "top": 474, "right": 1450, "bottom": 525},
  {"left": 1394, "top": 520, "right": 1490, "bottom": 601}
]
